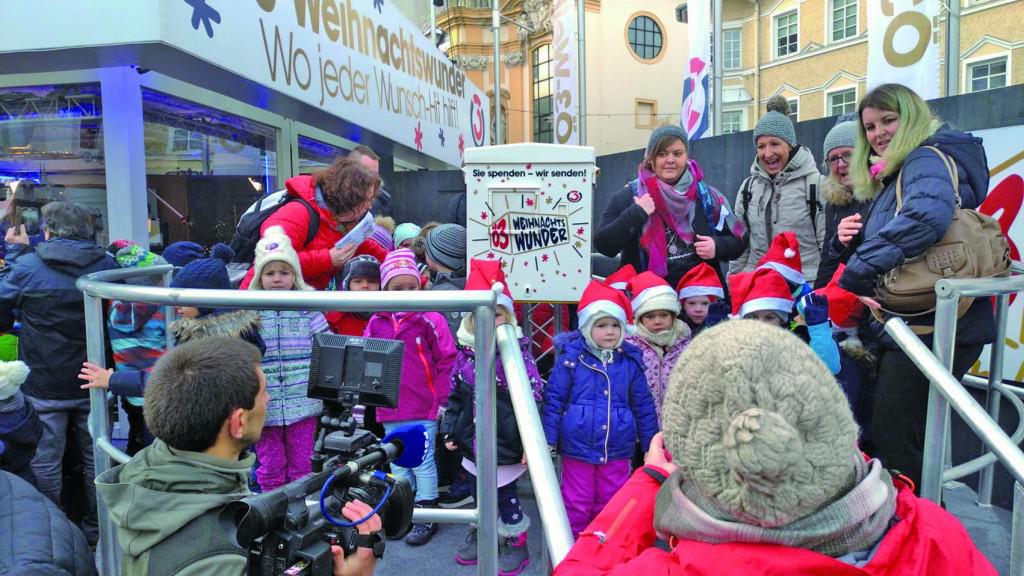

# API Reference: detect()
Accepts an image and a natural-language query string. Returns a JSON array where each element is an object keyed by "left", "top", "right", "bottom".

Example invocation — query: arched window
[{"left": 532, "top": 44, "right": 553, "bottom": 143}]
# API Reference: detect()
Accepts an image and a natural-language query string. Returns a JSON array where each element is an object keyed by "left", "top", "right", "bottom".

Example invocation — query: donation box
[{"left": 464, "top": 143, "right": 595, "bottom": 303}]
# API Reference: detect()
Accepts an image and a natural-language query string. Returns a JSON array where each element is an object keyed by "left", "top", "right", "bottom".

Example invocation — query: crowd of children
[{"left": 57, "top": 207, "right": 886, "bottom": 576}]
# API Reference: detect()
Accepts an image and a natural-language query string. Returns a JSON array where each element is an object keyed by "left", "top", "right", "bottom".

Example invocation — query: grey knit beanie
[
  {"left": 646, "top": 124, "right": 689, "bottom": 157},
  {"left": 822, "top": 114, "right": 859, "bottom": 158},
  {"left": 426, "top": 223, "right": 467, "bottom": 273},
  {"left": 661, "top": 320, "right": 859, "bottom": 527},
  {"left": 753, "top": 96, "right": 796, "bottom": 148}
]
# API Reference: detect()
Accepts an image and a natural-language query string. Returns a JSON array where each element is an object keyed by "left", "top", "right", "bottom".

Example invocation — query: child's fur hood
[{"left": 169, "top": 309, "right": 261, "bottom": 343}]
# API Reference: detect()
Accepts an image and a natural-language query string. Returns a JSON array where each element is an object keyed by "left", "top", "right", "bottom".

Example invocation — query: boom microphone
[{"left": 331, "top": 423, "right": 428, "bottom": 480}]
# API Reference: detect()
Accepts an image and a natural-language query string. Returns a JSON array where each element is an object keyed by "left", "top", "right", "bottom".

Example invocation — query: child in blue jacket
[{"left": 542, "top": 279, "right": 659, "bottom": 537}]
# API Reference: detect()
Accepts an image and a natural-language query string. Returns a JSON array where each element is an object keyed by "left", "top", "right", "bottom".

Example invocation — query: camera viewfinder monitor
[{"left": 309, "top": 333, "right": 403, "bottom": 408}]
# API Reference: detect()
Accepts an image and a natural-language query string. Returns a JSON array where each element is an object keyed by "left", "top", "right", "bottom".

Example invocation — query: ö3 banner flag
[
  {"left": 680, "top": 0, "right": 710, "bottom": 140},
  {"left": 551, "top": 0, "right": 580, "bottom": 145},
  {"left": 867, "top": 0, "right": 942, "bottom": 100},
  {"left": 162, "top": 0, "right": 490, "bottom": 166}
]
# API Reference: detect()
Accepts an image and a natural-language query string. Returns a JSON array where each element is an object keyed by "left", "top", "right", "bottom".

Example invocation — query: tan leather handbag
[{"left": 873, "top": 146, "right": 1011, "bottom": 321}]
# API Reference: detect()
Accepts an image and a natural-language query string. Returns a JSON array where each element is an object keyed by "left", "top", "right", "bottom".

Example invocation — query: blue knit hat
[
  {"left": 646, "top": 124, "right": 689, "bottom": 157},
  {"left": 753, "top": 96, "right": 796, "bottom": 148},
  {"left": 170, "top": 245, "right": 233, "bottom": 291},
  {"left": 162, "top": 241, "right": 205, "bottom": 268}
]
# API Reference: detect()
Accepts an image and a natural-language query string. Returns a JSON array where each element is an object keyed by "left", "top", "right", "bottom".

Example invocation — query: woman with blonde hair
[{"left": 835, "top": 83, "right": 994, "bottom": 488}]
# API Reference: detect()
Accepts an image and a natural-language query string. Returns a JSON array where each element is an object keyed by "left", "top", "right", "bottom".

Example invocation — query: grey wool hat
[
  {"left": 753, "top": 95, "right": 797, "bottom": 148},
  {"left": 426, "top": 223, "right": 467, "bottom": 273},
  {"left": 823, "top": 113, "right": 859, "bottom": 158},
  {"left": 646, "top": 124, "right": 689, "bottom": 156},
  {"left": 661, "top": 320, "right": 860, "bottom": 527}
]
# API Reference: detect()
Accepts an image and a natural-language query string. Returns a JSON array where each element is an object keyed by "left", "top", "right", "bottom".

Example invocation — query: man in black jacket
[{"left": 0, "top": 200, "right": 117, "bottom": 545}]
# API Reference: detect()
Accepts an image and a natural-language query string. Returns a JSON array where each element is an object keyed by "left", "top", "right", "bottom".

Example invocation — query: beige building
[
  {"left": 437, "top": 0, "right": 688, "bottom": 156},
  {"left": 720, "top": 0, "right": 1024, "bottom": 133}
]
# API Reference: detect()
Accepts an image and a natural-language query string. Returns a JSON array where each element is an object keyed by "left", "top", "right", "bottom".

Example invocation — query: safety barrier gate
[
  {"left": 884, "top": 271, "right": 1024, "bottom": 573},
  {"left": 77, "top": 265, "right": 573, "bottom": 575}
]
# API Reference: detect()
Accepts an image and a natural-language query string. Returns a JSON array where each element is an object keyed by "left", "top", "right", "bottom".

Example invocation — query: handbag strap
[{"left": 895, "top": 145, "right": 960, "bottom": 215}]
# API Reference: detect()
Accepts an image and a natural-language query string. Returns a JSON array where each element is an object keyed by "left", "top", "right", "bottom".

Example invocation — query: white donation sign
[{"left": 464, "top": 144, "right": 595, "bottom": 303}]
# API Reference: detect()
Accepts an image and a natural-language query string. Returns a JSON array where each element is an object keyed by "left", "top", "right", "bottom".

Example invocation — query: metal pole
[
  {"left": 492, "top": 2, "right": 502, "bottom": 146},
  {"left": 85, "top": 293, "right": 121, "bottom": 575},
  {"left": 474, "top": 302, "right": 499, "bottom": 576},
  {"left": 979, "top": 294, "right": 1009, "bottom": 505},
  {"left": 712, "top": 0, "right": 723, "bottom": 136},
  {"left": 945, "top": 0, "right": 961, "bottom": 96},
  {"left": 430, "top": 1, "right": 437, "bottom": 45},
  {"left": 577, "top": 0, "right": 587, "bottom": 145},
  {"left": 920, "top": 292, "right": 960, "bottom": 503},
  {"left": 1013, "top": 482, "right": 1024, "bottom": 574},
  {"left": 496, "top": 323, "right": 574, "bottom": 564},
  {"left": 162, "top": 267, "right": 177, "bottom": 349}
]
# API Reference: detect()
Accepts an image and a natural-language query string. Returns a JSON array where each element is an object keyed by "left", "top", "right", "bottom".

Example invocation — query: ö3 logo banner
[{"left": 470, "top": 94, "right": 486, "bottom": 147}]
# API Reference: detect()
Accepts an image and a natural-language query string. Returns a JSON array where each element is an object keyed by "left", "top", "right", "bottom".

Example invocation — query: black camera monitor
[{"left": 309, "top": 333, "right": 403, "bottom": 408}]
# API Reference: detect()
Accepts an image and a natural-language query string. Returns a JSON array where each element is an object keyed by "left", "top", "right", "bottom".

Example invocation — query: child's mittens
[
  {"left": 798, "top": 293, "right": 830, "bottom": 327},
  {"left": 705, "top": 301, "right": 731, "bottom": 327}
]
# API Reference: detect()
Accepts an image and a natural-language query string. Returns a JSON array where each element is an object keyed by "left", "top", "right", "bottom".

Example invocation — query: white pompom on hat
[{"left": 0, "top": 360, "right": 30, "bottom": 401}]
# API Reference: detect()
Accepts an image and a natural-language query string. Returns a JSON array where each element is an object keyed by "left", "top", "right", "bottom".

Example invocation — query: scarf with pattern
[{"left": 635, "top": 159, "right": 746, "bottom": 277}]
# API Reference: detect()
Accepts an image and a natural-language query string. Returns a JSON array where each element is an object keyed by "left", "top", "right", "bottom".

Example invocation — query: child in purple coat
[
  {"left": 624, "top": 272, "right": 690, "bottom": 423},
  {"left": 363, "top": 248, "right": 456, "bottom": 546}
]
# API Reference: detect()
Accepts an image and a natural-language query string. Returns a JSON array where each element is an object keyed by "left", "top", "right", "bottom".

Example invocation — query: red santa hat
[
  {"left": 603, "top": 264, "right": 638, "bottom": 291},
  {"left": 466, "top": 258, "right": 514, "bottom": 314},
  {"left": 815, "top": 264, "right": 864, "bottom": 330},
  {"left": 756, "top": 231, "right": 805, "bottom": 285},
  {"left": 729, "top": 268, "right": 795, "bottom": 320},
  {"left": 675, "top": 263, "right": 725, "bottom": 302},
  {"left": 628, "top": 271, "right": 681, "bottom": 319},
  {"left": 578, "top": 278, "right": 634, "bottom": 334}
]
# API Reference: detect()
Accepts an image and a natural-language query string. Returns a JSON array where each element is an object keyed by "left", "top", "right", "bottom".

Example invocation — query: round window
[{"left": 628, "top": 15, "right": 663, "bottom": 61}]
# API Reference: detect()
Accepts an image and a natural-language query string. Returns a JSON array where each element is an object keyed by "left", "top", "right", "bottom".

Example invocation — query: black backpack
[{"left": 229, "top": 190, "right": 320, "bottom": 264}]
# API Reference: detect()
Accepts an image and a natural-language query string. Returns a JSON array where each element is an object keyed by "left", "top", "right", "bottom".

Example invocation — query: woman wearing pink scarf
[{"left": 594, "top": 125, "right": 746, "bottom": 293}]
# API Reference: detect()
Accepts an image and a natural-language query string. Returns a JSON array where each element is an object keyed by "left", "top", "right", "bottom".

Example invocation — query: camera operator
[{"left": 96, "top": 336, "right": 381, "bottom": 576}]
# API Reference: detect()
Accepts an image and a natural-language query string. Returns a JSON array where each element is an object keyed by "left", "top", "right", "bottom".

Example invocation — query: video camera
[{"left": 225, "top": 334, "right": 427, "bottom": 576}]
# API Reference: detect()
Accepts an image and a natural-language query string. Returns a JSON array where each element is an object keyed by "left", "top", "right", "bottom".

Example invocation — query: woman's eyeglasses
[{"left": 827, "top": 152, "right": 853, "bottom": 166}]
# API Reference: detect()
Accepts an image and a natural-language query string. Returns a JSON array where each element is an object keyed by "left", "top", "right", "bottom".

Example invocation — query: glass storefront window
[
  {"left": 298, "top": 135, "right": 345, "bottom": 174},
  {"left": 0, "top": 83, "right": 109, "bottom": 248},
  {"left": 142, "top": 88, "right": 277, "bottom": 248}
]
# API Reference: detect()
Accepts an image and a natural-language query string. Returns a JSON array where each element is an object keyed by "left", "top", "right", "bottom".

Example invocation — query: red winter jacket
[
  {"left": 240, "top": 175, "right": 387, "bottom": 291},
  {"left": 554, "top": 467, "right": 997, "bottom": 576},
  {"left": 326, "top": 311, "right": 369, "bottom": 337}
]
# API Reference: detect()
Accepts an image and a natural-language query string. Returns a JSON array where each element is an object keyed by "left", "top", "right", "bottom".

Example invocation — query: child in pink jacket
[{"left": 363, "top": 248, "right": 456, "bottom": 546}]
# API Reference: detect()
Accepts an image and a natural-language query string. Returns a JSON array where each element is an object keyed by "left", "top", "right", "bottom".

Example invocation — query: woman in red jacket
[
  {"left": 554, "top": 320, "right": 997, "bottom": 576},
  {"left": 240, "top": 156, "right": 386, "bottom": 290}
]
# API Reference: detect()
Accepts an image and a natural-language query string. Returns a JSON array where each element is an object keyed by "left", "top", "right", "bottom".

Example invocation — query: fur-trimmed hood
[
  {"left": 822, "top": 175, "right": 855, "bottom": 207},
  {"left": 169, "top": 309, "right": 261, "bottom": 344}
]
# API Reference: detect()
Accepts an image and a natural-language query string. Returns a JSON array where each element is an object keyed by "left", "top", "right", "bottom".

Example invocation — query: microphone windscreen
[{"left": 384, "top": 423, "right": 429, "bottom": 469}]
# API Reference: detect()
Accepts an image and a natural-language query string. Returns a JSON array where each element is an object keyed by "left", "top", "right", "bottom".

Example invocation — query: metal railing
[
  {"left": 884, "top": 270, "right": 1024, "bottom": 574},
  {"left": 77, "top": 265, "right": 572, "bottom": 575}
]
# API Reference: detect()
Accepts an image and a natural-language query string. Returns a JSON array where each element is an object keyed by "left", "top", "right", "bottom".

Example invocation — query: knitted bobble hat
[
  {"left": 170, "top": 244, "right": 233, "bottom": 291},
  {"left": 661, "top": 320, "right": 860, "bottom": 527},
  {"left": 250, "top": 226, "right": 309, "bottom": 291},
  {"left": 425, "top": 224, "right": 467, "bottom": 273},
  {"left": 753, "top": 95, "right": 797, "bottom": 148},
  {"left": 823, "top": 113, "right": 859, "bottom": 159}
]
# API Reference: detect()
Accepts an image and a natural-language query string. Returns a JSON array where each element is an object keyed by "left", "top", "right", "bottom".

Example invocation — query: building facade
[
  {"left": 438, "top": 0, "right": 689, "bottom": 156},
  {"left": 721, "top": 0, "right": 1024, "bottom": 132}
]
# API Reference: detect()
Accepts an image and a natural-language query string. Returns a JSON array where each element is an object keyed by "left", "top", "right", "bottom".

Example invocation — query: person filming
[{"left": 96, "top": 337, "right": 381, "bottom": 576}]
